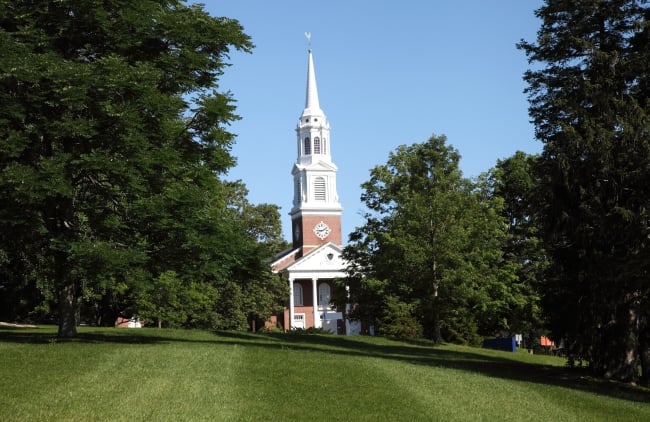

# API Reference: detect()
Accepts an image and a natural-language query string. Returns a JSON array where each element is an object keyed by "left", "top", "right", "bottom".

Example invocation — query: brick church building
[{"left": 271, "top": 48, "right": 359, "bottom": 335}]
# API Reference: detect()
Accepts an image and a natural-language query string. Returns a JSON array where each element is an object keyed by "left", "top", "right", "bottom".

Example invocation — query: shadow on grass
[
  {"left": 217, "top": 330, "right": 650, "bottom": 404},
  {"left": 0, "top": 327, "right": 175, "bottom": 345},
  {"left": 2, "top": 326, "right": 648, "bottom": 403}
]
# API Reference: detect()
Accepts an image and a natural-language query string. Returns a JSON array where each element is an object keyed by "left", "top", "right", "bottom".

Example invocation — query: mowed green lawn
[{"left": 1, "top": 326, "right": 648, "bottom": 421}]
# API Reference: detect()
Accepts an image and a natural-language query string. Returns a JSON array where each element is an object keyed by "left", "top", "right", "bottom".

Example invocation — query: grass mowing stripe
[
  {"left": 1, "top": 328, "right": 247, "bottom": 421},
  {"left": 369, "top": 346, "right": 650, "bottom": 422},
  {"left": 70, "top": 335, "right": 246, "bottom": 421},
  {"left": 226, "top": 344, "right": 410, "bottom": 421},
  {"left": 1, "top": 327, "right": 649, "bottom": 421},
  {"left": 1, "top": 340, "right": 120, "bottom": 420}
]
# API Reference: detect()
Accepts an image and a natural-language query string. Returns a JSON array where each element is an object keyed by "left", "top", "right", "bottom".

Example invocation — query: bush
[{"left": 378, "top": 297, "right": 422, "bottom": 340}]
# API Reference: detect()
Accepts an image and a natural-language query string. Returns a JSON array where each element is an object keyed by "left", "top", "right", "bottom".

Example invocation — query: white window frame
[
  {"left": 314, "top": 176, "right": 326, "bottom": 201},
  {"left": 304, "top": 137, "right": 311, "bottom": 155},
  {"left": 318, "top": 283, "right": 331, "bottom": 309},
  {"left": 314, "top": 136, "right": 321, "bottom": 154},
  {"left": 293, "top": 282, "right": 303, "bottom": 306}
]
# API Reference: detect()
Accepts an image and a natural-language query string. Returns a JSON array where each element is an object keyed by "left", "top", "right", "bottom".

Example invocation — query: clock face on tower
[{"left": 313, "top": 221, "right": 331, "bottom": 240}]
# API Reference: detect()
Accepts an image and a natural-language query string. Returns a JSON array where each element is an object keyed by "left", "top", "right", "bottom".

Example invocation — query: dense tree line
[
  {"left": 341, "top": 0, "right": 650, "bottom": 386},
  {"left": 519, "top": 0, "right": 650, "bottom": 384},
  {"left": 0, "top": 0, "right": 287, "bottom": 337},
  {"left": 337, "top": 136, "right": 538, "bottom": 344}
]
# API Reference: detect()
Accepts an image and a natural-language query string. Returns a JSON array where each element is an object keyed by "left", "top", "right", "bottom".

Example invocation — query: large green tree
[
  {"left": 341, "top": 135, "right": 521, "bottom": 344},
  {"left": 489, "top": 152, "right": 545, "bottom": 346},
  {"left": 519, "top": 0, "right": 650, "bottom": 383},
  {"left": 0, "top": 1, "right": 259, "bottom": 337}
]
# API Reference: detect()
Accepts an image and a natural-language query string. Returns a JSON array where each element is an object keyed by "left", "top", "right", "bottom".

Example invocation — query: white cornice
[{"left": 292, "top": 161, "right": 338, "bottom": 174}]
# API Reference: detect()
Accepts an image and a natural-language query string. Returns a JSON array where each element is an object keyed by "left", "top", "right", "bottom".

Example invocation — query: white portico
[{"left": 280, "top": 242, "right": 345, "bottom": 332}]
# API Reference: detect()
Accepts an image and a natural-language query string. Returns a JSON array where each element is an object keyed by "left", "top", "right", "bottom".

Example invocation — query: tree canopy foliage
[
  {"left": 339, "top": 135, "right": 533, "bottom": 344},
  {"left": 519, "top": 0, "right": 650, "bottom": 384},
  {"left": 0, "top": 0, "right": 286, "bottom": 336},
  {"left": 489, "top": 152, "right": 545, "bottom": 345}
]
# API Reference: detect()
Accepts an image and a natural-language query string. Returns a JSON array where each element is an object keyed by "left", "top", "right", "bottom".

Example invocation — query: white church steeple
[
  {"left": 290, "top": 47, "right": 342, "bottom": 253},
  {"left": 295, "top": 49, "right": 332, "bottom": 166},
  {"left": 302, "top": 49, "right": 323, "bottom": 119}
]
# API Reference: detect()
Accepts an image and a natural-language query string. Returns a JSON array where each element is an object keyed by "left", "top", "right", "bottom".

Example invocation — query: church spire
[
  {"left": 302, "top": 49, "right": 323, "bottom": 119},
  {"left": 295, "top": 47, "right": 330, "bottom": 164}
]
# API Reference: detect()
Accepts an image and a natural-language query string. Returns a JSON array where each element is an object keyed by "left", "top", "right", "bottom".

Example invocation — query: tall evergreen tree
[
  {"left": 0, "top": 1, "right": 255, "bottom": 337},
  {"left": 519, "top": 0, "right": 650, "bottom": 383}
]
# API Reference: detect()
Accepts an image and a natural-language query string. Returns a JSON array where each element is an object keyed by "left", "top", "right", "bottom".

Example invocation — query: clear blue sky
[{"left": 201, "top": 1, "right": 544, "bottom": 242}]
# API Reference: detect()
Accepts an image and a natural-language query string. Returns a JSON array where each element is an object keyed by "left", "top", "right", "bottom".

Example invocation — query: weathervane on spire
[{"left": 305, "top": 32, "right": 311, "bottom": 49}]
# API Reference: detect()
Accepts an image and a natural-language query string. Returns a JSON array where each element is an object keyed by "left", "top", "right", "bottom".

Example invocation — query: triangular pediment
[
  {"left": 292, "top": 160, "right": 338, "bottom": 175},
  {"left": 281, "top": 242, "right": 347, "bottom": 279}
]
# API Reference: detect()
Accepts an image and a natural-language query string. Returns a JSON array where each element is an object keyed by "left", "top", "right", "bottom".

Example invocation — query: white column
[
  {"left": 345, "top": 285, "right": 350, "bottom": 335},
  {"left": 312, "top": 278, "right": 319, "bottom": 328},
  {"left": 288, "top": 277, "right": 295, "bottom": 330}
]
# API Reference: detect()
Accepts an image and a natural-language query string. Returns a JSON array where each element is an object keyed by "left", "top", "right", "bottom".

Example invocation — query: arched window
[
  {"left": 304, "top": 137, "right": 311, "bottom": 155},
  {"left": 293, "top": 282, "right": 303, "bottom": 306},
  {"left": 318, "top": 283, "right": 331, "bottom": 308},
  {"left": 313, "top": 137, "right": 321, "bottom": 154},
  {"left": 314, "top": 177, "right": 326, "bottom": 201}
]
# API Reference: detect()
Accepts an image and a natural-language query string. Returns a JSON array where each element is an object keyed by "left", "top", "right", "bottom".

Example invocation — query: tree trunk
[
  {"left": 431, "top": 310, "right": 442, "bottom": 344},
  {"left": 639, "top": 331, "right": 650, "bottom": 387},
  {"left": 431, "top": 296, "right": 442, "bottom": 343},
  {"left": 622, "top": 300, "right": 641, "bottom": 384},
  {"left": 57, "top": 283, "right": 78, "bottom": 338},
  {"left": 431, "top": 260, "right": 442, "bottom": 343},
  {"left": 638, "top": 311, "right": 649, "bottom": 387},
  {"left": 605, "top": 305, "right": 640, "bottom": 384},
  {"left": 55, "top": 239, "right": 78, "bottom": 338}
]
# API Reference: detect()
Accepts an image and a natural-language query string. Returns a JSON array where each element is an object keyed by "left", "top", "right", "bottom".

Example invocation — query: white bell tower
[{"left": 290, "top": 48, "right": 342, "bottom": 255}]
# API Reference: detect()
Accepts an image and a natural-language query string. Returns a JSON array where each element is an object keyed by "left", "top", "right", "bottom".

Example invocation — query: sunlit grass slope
[{"left": 1, "top": 326, "right": 648, "bottom": 421}]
